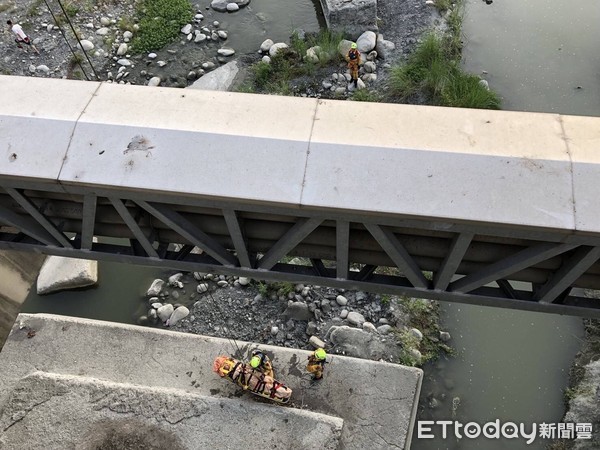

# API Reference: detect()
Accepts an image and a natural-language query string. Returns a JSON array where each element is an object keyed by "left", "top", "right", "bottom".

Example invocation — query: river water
[
  {"left": 13, "top": 0, "right": 600, "bottom": 448},
  {"left": 412, "top": 1, "right": 598, "bottom": 449}
]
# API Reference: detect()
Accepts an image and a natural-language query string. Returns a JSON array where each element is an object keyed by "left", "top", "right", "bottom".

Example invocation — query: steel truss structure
[{"left": 1, "top": 183, "right": 600, "bottom": 318}]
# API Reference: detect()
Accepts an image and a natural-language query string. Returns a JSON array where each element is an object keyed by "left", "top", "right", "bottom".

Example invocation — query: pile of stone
[{"left": 134, "top": 268, "right": 452, "bottom": 368}]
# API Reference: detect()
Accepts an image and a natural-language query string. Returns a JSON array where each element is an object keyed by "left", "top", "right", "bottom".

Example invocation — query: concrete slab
[
  {"left": 0, "top": 371, "right": 343, "bottom": 450},
  {"left": 0, "top": 76, "right": 100, "bottom": 185},
  {"left": 0, "top": 314, "right": 422, "bottom": 449},
  {"left": 562, "top": 114, "right": 600, "bottom": 233},
  {"left": 305, "top": 100, "right": 574, "bottom": 230},
  {"left": 59, "top": 83, "right": 318, "bottom": 206},
  {"left": 320, "top": 0, "right": 378, "bottom": 38},
  {"left": 36, "top": 255, "right": 98, "bottom": 294},
  {"left": 188, "top": 61, "right": 240, "bottom": 91}
]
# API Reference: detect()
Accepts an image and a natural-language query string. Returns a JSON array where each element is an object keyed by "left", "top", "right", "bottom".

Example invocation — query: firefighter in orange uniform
[{"left": 346, "top": 43, "right": 361, "bottom": 87}]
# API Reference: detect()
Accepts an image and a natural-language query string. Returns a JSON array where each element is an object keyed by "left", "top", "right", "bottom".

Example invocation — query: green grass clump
[
  {"left": 389, "top": 32, "right": 500, "bottom": 109},
  {"left": 132, "top": 0, "right": 193, "bottom": 53},
  {"left": 247, "top": 29, "right": 344, "bottom": 95},
  {"left": 389, "top": 1, "right": 500, "bottom": 110}
]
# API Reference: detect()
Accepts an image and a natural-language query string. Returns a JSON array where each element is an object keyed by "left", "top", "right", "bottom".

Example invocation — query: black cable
[
  {"left": 54, "top": 0, "right": 100, "bottom": 79},
  {"left": 42, "top": 0, "right": 90, "bottom": 81}
]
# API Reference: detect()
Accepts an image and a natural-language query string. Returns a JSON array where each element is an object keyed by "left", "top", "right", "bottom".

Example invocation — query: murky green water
[
  {"left": 461, "top": 0, "right": 600, "bottom": 116},
  {"left": 13, "top": 2, "right": 600, "bottom": 449}
]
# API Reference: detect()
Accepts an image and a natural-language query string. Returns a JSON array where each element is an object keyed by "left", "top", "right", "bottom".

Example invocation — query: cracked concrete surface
[
  {"left": 0, "top": 314, "right": 422, "bottom": 449},
  {"left": 0, "top": 371, "right": 343, "bottom": 449}
]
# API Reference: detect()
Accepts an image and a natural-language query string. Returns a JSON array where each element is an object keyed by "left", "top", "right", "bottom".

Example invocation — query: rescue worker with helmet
[
  {"left": 346, "top": 42, "right": 361, "bottom": 88},
  {"left": 249, "top": 349, "right": 274, "bottom": 378},
  {"left": 306, "top": 348, "right": 327, "bottom": 380}
]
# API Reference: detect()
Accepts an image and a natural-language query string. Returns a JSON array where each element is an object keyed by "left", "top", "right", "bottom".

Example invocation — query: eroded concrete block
[
  {"left": 0, "top": 314, "right": 422, "bottom": 449},
  {"left": 319, "top": 0, "right": 378, "bottom": 39},
  {"left": 0, "top": 371, "right": 343, "bottom": 449},
  {"left": 36, "top": 256, "right": 98, "bottom": 295}
]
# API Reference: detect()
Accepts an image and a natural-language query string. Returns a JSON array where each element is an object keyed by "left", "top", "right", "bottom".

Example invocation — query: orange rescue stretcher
[{"left": 213, "top": 355, "right": 292, "bottom": 404}]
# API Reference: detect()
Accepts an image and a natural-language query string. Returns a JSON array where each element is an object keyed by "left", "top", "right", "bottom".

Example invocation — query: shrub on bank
[
  {"left": 133, "top": 0, "right": 193, "bottom": 53},
  {"left": 389, "top": 0, "right": 500, "bottom": 110},
  {"left": 247, "top": 30, "right": 344, "bottom": 95}
]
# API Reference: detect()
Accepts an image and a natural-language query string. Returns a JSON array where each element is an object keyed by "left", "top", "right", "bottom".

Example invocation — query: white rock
[
  {"left": 47, "top": 24, "right": 54, "bottom": 32},
  {"left": 410, "top": 328, "right": 424, "bottom": 341},
  {"left": 167, "top": 306, "right": 189, "bottom": 326},
  {"left": 202, "top": 61, "right": 215, "bottom": 70},
  {"left": 440, "top": 331, "right": 451, "bottom": 342},
  {"left": 226, "top": 3, "right": 239, "bottom": 11},
  {"left": 271, "top": 326, "right": 279, "bottom": 335},
  {"left": 336, "top": 295, "right": 348, "bottom": 306},
  {"left": 356, "top": 31, "right": 377, "bottom": 53},
  {"left": 479, "top": 79, "right": 490, "bottom": 90},
  {"left": 217, "top": 48, "right": 235, "bottom": 56},
  {"left": 338, "top": 39, "right": 353, "bottom": 58},
  {"left": 157, "top": 60, "right": 167, "bottom": 67},
  {"left": 100, "top": 17, "right": 110, "bottom": 26},
  {"left": 146, "top": 279, "right": 164, "bottom": 296},
  {"left": 377, "top": 324, "right": 393, "bottom": 335},
  {"left": 151, "top": 302, "right": 163, "bottom": 309},
  {"left": 116, "top": 43, "right": 128, "bottom": 56},
  {"left": 218, "top": 30, "right": 228, "bottom": 39},
  {"left": 117, "top": 58, "right": 131, "bottom": 66},
  {"left": 195, "top": 33, "right": 207, "bottom": 42},
  {"left": 260, "top": 38, "right": 274, "bottom": 53},
  {"left": 409, "top": 348, "right": 422, "bottom": 363},
  {"left": 340, "top": 309, "right": 349, "bottom": 319},
  {"left": 364, "top": 61, "right": 376, "bottom": 73},
  {"left": 96, "top": 27, "right": 109, "bottom": 36},
  {"left": 195, "top": 14, "right": 204, "bottom": 20},
  {"left": 181, "top": 24, "right": 192, "bottom": 34},
  {"left": 187, "top": 33, "right": 193, "bottom": 41},
  {"left": 79, "top": 40, "right": 94, "bottom": 51},
  {"left": 357, "top": 78, "right": 366, "bottom": 90},
  {"left": 346, "top": 311, "right": 365, "bottom": 326},
  {"left": 36, "top": 64, "right": 50, "bottom": 74},
  {"left": 197, "top": 283, "right": 209, "bottom": 293},
  {"left": 309, "top": 335, "right": 326, "bottom": 349},
  {"left": 375, "top": 35, "right": 396, "bottom": 60},
  {"left": 363, "top": 322, "right": 378, "bottom": 333},
  {"left": 213, "top": 21, "right": 220, "bottom": 27},
  {"left": 217, "top": 280, "right": 229, "bottom": 287},
  {"left": 85, "top": 23, "right": 94, "bottom": 29},
  {"left": 28, "top": 64, "right": 36, "bottom": 73},
  {"left": 157, "top": 304, "right": 174, "bottom": 322},
  {"left": 188, "top": 60, "right": 238, "bottom": 91},
  {"left": 261, "top": 55, "right": 271, "bottom": 64},
  {"left": 269, "top": 42, "right": 288, "bottom": 57},
  {"left": 238, "top": 277, "right": 250, "bottom": 286},
  {"left": 36, "top": 256, "right": 98, "bottom": 295},
  {"left": 305, "top": 46, "right": 320, "bottom": 63},
  {"left": 123, "top": 31, "right": 133, "bottom": 40},
  {"left": 148, "top": 52, "right": 157, "bottom": 59},
  {"left": 168, "top": 273, "right": 184, "bottom": 286}
]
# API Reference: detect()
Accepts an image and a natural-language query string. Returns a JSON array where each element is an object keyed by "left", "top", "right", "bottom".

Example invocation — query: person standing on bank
[
  {"left": 7, "top": 20, "right": 39, "bottom": 54},
  {"left": 346, "top": 42, "right": 361, "bottom": 88}
]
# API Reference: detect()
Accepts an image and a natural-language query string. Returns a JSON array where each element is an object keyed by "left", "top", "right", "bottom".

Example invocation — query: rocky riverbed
[
  {"left": 0, "top": 0, "right": 444, "bottom": 94},
  {"left": 138, "top": 270, "right": 452, "bottom": 367}
]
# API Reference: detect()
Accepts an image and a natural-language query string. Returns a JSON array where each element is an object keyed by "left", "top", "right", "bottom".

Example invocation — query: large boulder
[
  {"left": 321, "top": 0, "right": 378, "bottom": 39},
  {"left": 284, "top": 302, "right": 312, "bottom": 321},
  {"left": 188, "top": 61, "right": 240, "bottom": 91},
  {"left": 37, "top": 256, "right": 98, "bottom": 295},
  {"left": 328, "top": 326, "right": 395, "bottom": 360},
  {"left": 356, "top": 31, "right": 376, "bottom": 53},
  {"left": 375, "top": 34, "right": 396, "bottom": 60},
  {"left": 269, "top": 42, "right": 288, "bottom": 57}
]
